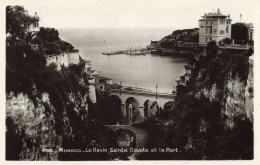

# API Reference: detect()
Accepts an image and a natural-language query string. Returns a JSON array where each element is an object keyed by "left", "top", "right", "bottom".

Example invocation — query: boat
[
  {"left": 91, "top": 70, "right": 101, "bottom": 76},
  {"left": 102, "top": 50, "right": 125, "bottom": 55}
]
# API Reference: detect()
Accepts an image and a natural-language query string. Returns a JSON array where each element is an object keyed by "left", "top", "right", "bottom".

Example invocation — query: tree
[
  {"left": 231, "top": 23, "right": 249, "bottom": 44},
  {"left": 6, "top": 6, "right": 33, "bottom": 42},
  {"left": 24, "top": 31, "right": 35, "bottom": 45},
  {"left": 219, "top": 38, "right": 232, "bottom": 45},
  {"left": 37, "top": 27, "right": 60, "bottom": 43},
  {"left": 206, "top": 41, "right": 218, "bottom": 55}
]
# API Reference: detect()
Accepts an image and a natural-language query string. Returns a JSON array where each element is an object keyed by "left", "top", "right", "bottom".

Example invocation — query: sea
[{"left": 58, "top": 28, "right": 191, "bottom": 94}]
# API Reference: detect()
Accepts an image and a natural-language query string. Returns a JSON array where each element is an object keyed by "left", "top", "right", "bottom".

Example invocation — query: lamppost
[
  {"left": 128, "top": 104, "right": 133, "bottom": 125},
  {"left": 120, "top": 81, "right": 122, "bottom": 96},
  {"left": 156, "top": 85, "right": 158, "bottom": 99}
]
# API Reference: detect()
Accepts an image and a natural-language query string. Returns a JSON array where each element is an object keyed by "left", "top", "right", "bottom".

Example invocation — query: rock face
[
  {"left": 245, "top": 58, "right": 254, "bottom": 122},
  {"left": 6, "top": 76, "right": 91, "bottom": 160},
  {"left": 169, "top": 52, "right": 254, "bottom": 159},
  {"left": 222, "top": 74, "right": 250, "bottom": 129},
  {"left": 6, "top": 92, "right": 62, "bottom": 160},
  {"left": 191, "top": 54, "right": 253, "bottom": 130},
  {"left": 195, "top": 72, "right": 253, "bottom": 129}
]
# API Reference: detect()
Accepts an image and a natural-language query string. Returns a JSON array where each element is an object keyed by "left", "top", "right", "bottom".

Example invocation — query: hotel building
[{"left": 199, "top": 8, "right": 232, "bottom": 45}]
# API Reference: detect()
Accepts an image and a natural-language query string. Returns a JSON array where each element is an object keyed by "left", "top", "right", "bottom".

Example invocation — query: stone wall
[
  {"left": 45, "top": 51, "right": 80, "bottom": 70},
  {"left": 68, "top": 51, "right": 80, "bottom": 65}
]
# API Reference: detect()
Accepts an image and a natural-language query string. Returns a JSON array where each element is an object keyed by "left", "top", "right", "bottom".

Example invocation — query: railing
[
  {"left": 111, "top": 84, "right": 170, "bottom": 94},
  {"left": 218, "top": 45, "right": 253, "bottom": 50}
]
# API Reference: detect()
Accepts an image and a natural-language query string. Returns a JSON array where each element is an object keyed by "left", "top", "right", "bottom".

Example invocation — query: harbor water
[{"left": 58, "top": 28, "right": 191, "bottom": 94}]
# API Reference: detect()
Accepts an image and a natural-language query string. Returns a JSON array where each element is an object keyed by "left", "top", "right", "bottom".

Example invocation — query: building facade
[
  {"left": 45, "top": 50, "right": 81, "bottom": 70},
  {"left": 199, "top": 8, "right": 232, "bottom": 45},
  {"left": 28, "top": 12, "right": 40, "bottom": 33}
]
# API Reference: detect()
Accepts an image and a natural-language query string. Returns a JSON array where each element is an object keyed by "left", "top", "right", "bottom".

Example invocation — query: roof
[
  {"left": 201, "top": 9, "right": 229, "bottom": 19},
  {"left": 33, "top": 12, "right": 40, "bottom": 21},
  {"left": 205, "top": 13, "right": 227, "bottom": 18}
]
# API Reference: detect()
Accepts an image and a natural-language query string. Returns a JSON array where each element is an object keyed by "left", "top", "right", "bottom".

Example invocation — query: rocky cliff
[
  {"left": 173, "top": 50, "right": 254, "bottom": 159},
  {"left": 6, "top": 41, "right": 118, "bottom": 160},
  {"left": 6, "top": 91, "right": 63, "bottom": 160},
  {"left": 137, "top": 48, "right": 253, "bottom": 160},
  {"left": 5, "top": 66, "right": 114, "bottom": 160}
]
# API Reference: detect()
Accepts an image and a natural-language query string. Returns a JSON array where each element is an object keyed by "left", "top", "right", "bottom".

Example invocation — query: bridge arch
[
  {"left": 110, "top": 94, "right": 122, "bottom": 106},
  {"left": 125, "top": 97, "right": 141, "bottom": 125},
  {"left": 106, "top": 125, "right": 148, "bottom": 159},
  {"left": 114, "top": 128, "right": 137, "bottom": 150},
  {"left": 125, "top": 97, "right": 140, "bottom": 110}
]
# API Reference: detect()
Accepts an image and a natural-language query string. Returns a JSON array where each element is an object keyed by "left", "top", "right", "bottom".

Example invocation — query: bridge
[
  {"left": 110, "top": 88, "right": 176, "bottom": 99},
  {"left": 110, "top": 89, "right": 174, "bottom": 109},
  {"left": 105, "top": 124, "right": 148, "bottom": 159}
]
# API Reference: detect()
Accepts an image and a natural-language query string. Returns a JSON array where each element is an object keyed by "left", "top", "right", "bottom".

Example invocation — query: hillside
[
  {"left": 6, "top": 6, "right": 254, "bottom": 160},
  {"left": 136, "top": 44, "right": 253, "bottom": 160},
  {"left": 163, "top": 28, "right": 199, "bottom": 42},
  {"left": 6, "top": 7, "right": 120, "bottom": 159}
]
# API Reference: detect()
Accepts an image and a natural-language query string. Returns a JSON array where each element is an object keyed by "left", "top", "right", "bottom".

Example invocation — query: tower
[
  {"left": 29, "top": 12, "right": 40, "bottom": 33},
  {"left": 199, "top": 8, "right": 232, "bottom": 45}
]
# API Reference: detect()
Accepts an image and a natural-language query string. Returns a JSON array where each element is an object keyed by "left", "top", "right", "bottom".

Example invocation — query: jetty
[
  {"left": 102, "top": 50, "right": 125, "bottom": 55},
  {"left": 102, "top": 48, "right": 148, "bottom": 55}
]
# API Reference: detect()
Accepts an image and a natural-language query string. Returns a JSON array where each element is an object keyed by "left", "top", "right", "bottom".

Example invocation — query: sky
[{"left": 21, "top": 0, "right": 258, "bottom": 29}]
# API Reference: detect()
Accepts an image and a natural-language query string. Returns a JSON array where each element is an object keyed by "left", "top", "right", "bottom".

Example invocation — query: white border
[{"left": 1, "top": 0, "right": 260, "bottom": 165}]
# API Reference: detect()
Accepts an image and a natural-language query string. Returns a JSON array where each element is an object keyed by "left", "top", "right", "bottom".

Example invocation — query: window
[
  {"left": 209, "top": 37, "right": 212, "bottom": 41},
  {"left": 213, "top": 29, "right": 217, "bottom": 34},
  {"left": 206, "top": 28, "right": 208, "bottom": 34},
  {"left": 220, "top": 30, "right": 225, "bottom": 35},
  {"left": 226, "top": 27, "right": 229, "bottom": 33},
  {"left": 206, "top": 21, "right": 208, "bottom": 24},
  {"left": 210, "top": 28, "right": 212, "bottom": 34},
  {"left": 220, "top": 19, "right": 225, "bottom": 24},
  {"left": 206, "top": 37, "right": 208, "bottom": 42}
]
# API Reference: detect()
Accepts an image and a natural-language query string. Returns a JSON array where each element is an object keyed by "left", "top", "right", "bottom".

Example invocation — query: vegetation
[
  {"left": 158, "top": 28, "right": 199, "bottom": 49},
  {"left": 219, "top": 38, "right": 232, "bottom": 45},
  {"left": 6, "top": 5, "right": 119, "bottom": 160},
  {"left": 37, "top": 27, "right": 75, "bottom": 54},
  {"left": 137, "top": 45, "right": 252, "bottom": 160},
  {"left": 170, "top": 28, "right": 199, "bottom": 42},
  {"left": 6, "top": 5, "right": 253, "bottom": 160},
  {"left": 6, "top": 6, "right": 35, "bottom": 43},
  {"left": 231, "top": 23, "right": 249, "bottom": 44}
]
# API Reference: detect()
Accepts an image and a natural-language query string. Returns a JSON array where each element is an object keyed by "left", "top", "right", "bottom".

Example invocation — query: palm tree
[{"left": 24, "top": 31, "right": 35, "bottom": 45}]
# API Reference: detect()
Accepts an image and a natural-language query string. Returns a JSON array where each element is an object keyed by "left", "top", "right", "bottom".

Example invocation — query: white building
[
  {"left": 28, "top": 12, "right": 40, "bottom": 33},
  {"left": 199, "top": 8, "right": 232, "bottom": 45}
]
